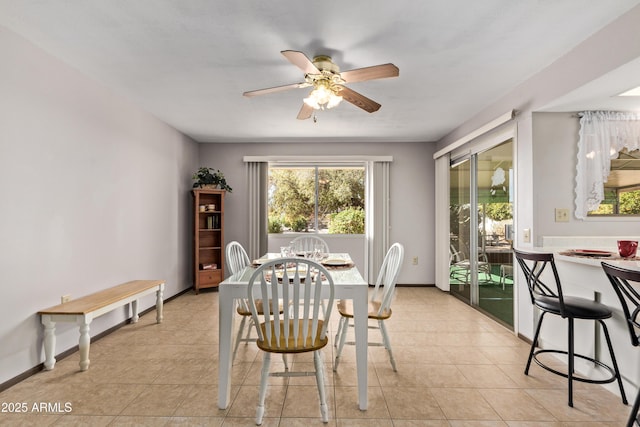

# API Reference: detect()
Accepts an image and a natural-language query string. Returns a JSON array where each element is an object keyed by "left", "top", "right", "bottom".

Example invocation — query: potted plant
[{"left": 192, "top": 167, "right": 233, "bottom": 192}]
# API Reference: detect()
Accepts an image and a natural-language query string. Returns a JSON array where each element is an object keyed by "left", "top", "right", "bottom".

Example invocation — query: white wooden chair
[
  {"left": 226, "top": 240, "right": 251, "bottom": 276},
  {"left": 291, "top": 235, "right": 330, "bottom": 255},
  {"left": 226, "top": 241, "right": 254, "bottom": 363},
  {"left": 248, "top": 258, "right": 335, "bottom": 425},
  {"left": 334, "top": 242, "right": 404, "bottom": 372},
  {"left": 225, "top": 241, "right": 286, "bottom": 365}
]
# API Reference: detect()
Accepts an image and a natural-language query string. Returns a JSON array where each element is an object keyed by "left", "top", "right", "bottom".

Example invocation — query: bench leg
[
  {"left": 131, "top": 300, "right": 139, "bottom": 323},
  {"left": 78, "top": 318, "right": 91, "bottom": 371},
  {"left": 42, "top": 315, "right": 56, "bottom": 370},
  {"left": 156, "top": 284, "right": 164, "bottom": 323}
]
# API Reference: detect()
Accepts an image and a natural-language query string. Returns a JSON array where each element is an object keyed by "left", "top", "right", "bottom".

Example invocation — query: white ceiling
[{"left": 1, "top": 1, "right": 639, "bottom": 143}]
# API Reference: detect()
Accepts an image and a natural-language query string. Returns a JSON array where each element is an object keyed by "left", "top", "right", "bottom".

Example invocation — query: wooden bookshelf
[{"left": 192, "top": 189, "right": 225, "bottom": 293}]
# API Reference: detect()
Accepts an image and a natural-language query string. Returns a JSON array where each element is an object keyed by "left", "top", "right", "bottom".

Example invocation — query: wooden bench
[{"left": 37, "top": 279, "right": 165, "bottom": 371}]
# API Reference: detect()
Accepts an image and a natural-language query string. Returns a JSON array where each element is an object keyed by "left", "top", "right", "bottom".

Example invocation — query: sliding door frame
[{"left": 435, "top": 123, "right": 519, "bottom": 331}]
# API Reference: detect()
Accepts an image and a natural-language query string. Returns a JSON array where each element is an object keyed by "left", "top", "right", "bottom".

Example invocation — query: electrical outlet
[
  {"left": 555, "top": 208, "right": 570, "bottom": 222},
  {"left": 523, "top": 228, "right": 531, "bottom": 243},
  {"left": 412, "top": 256, "right": 418, "bottom": 265},
  {"left": 61, "top": 294, "right": 71, "bottom": 304}
]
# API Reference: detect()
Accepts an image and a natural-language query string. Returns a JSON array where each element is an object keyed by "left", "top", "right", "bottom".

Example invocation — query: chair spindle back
[
  {"left": 371, "top": 243, "right": 404, "bottom": 316},
  {"left": 226, "top": 241, "right": 251, "bottom": 275},
  {"left": 248, "top": 258, "right": 334, "bottom": 351}
]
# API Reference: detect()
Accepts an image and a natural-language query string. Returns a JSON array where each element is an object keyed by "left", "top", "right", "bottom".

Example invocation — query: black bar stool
[
  {"left": 513, "top": 249, "right": 627, "bottom": 407},
  {"left": 602, "top": 262, "right": 640, "bottom": 427}
]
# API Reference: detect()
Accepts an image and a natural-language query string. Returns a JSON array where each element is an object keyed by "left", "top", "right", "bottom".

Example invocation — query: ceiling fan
[{"left": 243, "top": 50, "right": 399, "bottom": 120}]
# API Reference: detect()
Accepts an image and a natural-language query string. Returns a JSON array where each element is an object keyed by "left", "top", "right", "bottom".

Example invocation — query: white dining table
[{"left": 217, "top": 252, "right": 370, "bottom": 410}]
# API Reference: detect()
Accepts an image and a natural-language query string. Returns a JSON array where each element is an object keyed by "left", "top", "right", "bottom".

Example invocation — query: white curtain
[
  {"left": 366, "top": 161, "right": 390, "bottom": 283},
  {"left": 434, "top": 154, "right": 451, "bottom": 291},
  {"left": 247, "top": 162, "right": 268, "bottom": 260},
  {"left": 575, "top": 111, "right": 640, "bottom": 219}
]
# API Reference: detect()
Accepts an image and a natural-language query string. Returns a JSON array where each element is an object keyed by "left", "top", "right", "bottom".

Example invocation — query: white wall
[
  {"left": 0, "top": 27, "right": 198, "bottom": 385},
  {"left": 198, "top": 141, "right": 436, "bottom": 285},
  {"left": 533, "top": 112, "right": 640, "bottom": 240}
]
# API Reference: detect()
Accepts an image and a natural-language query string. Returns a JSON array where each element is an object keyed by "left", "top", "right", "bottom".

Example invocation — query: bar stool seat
[
  {"left": 536, "top": 295, "right": 612, "bottom": 318},
  {"left": 514, "top": 249, "right": 627, "bottom": 408}
]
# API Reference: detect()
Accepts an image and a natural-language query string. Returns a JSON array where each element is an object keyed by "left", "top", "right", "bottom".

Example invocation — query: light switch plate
[
  {"left": 555, "top": 208, "right": 570, "bottom": 222},
  {"left": 523, "top": 228, "right": 531, "bottom": 243}
]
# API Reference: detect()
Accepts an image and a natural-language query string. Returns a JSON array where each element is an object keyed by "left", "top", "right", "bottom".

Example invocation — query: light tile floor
[{"left": 0, "top": 287, "right": 631, "bottom": 426}]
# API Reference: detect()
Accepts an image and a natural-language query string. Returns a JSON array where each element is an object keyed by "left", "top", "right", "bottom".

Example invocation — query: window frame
[
  {"left": 587, "top": 148, "right": 640, "bottom": 217},
  {"left": 267, "top": 161, "right": 366, "bottom": 235}
]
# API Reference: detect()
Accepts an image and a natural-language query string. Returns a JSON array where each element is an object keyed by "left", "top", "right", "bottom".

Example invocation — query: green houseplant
[{"left": 192, "top": 167, "right": 233, "bottom": 192}]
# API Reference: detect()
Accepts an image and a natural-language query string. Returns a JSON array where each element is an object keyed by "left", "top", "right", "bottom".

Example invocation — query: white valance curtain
[{"left": 575, "top": 111, "right": 640, "bottom": 219}]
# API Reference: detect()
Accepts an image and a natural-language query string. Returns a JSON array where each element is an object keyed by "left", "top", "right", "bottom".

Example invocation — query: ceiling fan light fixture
[
  {"left": 326, "top": 93, "right": 343, "bottom": 109},
  {"left": 303, "top": 93, "right": 321, "bottom": 109},
  {"left": 303, "top": 81, "right": 342, "bottom": 110}
]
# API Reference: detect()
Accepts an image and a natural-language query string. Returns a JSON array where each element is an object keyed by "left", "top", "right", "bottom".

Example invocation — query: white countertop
[
  {"left": 518, "top": 235, "right": 639, "bottom": 270},
  {"left": 554, "top": 251, "right": 640, "bottom": 270}
]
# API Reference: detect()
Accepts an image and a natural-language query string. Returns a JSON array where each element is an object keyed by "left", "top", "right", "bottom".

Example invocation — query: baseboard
[
  {"left": 369, "top": 283, "right": 435, "bottom": 287},
  {"left": 517, "top": 332, "right": 533, "bottom": 345},
  {"left": 396, "top": 283, "right": 436, "bottom": 287},
  {"left": 0, "top": 287, "right": 191, "bottom": 393}
]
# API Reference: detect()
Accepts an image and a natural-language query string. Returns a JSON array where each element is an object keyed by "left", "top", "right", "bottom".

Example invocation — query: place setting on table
[
  {"left": 320, "top": 256, "right": 355, "bottom": 270},
  {"left": 250, "top": 244, "right": 355, "bottom": 270},
  {"left": 559, "top": 239, "right": 638, "bottom": 260}
]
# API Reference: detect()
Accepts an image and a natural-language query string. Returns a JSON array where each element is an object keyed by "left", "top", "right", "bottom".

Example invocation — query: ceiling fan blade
[
  {"left": 340, "top": 63, "right": 399, "bottom": 83},
  {"left": 296, "top": 103, "right": 314, "bottom": 120},
  {"left": 281, "top": 50, "right": 320, "bottom": 75},
  {"left": 243, "top": 82, "right": 307, "bottom": 97},
  {"left": 338, "top": 86, "right": 381, "bottom": 113}
]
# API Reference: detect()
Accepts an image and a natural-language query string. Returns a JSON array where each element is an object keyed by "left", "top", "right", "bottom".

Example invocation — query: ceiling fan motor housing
[{"left": 312, "top": 55, "right": 340, "bottom": 74}]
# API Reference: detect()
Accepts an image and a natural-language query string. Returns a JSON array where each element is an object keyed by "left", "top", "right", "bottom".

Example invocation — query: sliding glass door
[{"left": 449, "top": 139, "right": 514, "bottom": 328}]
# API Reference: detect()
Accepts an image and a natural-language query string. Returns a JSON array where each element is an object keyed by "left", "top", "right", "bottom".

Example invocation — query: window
[
  {"left": 589, "top": 148, "right": 640, "bottom": 216},
  {"left": 268, "top": 164, "right": 365, "bottom": 234},
  {"left": 575, "top": 111, "right": 640, "bottom": 218}
]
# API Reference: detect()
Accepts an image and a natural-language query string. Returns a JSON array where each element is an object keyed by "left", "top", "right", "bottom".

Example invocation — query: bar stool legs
[
  {"left": 600, "top": 318, "right": 628, "bottom": 406},
  {"left": 525, "top": 311, "right": 627, "bottom": 408},
  {"left": 626, "top": 393, "right": 640, "bottom": 427}
]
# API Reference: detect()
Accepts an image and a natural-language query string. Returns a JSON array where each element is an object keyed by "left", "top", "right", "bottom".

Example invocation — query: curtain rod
[
  {"left": 243, "top": 155, "right": 393, "bottom": 162},
  {"left": 573, "top": 111, "right": 640, "bottom": 118}
]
